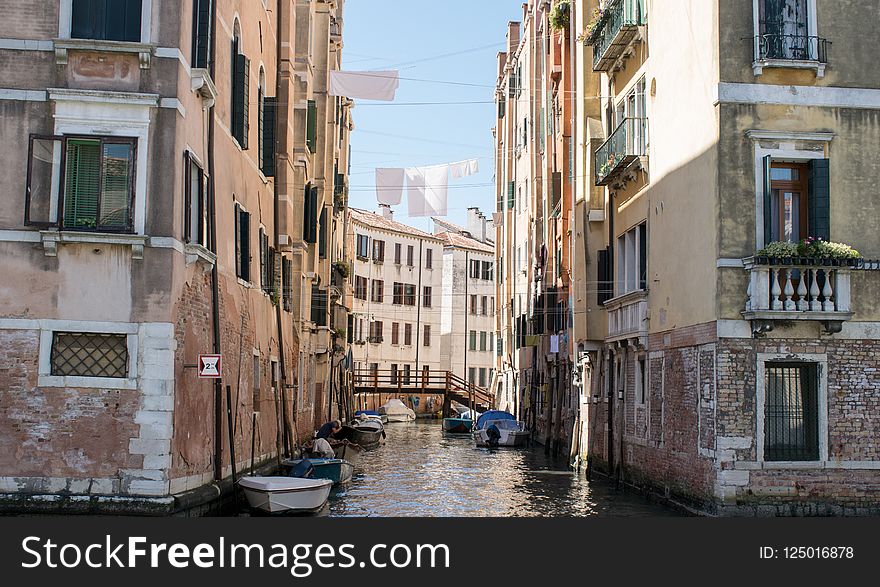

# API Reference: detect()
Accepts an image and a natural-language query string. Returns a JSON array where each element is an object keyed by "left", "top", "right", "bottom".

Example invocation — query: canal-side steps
[{"left": 352, "top": 369, "right": 495, "bottom": 414}]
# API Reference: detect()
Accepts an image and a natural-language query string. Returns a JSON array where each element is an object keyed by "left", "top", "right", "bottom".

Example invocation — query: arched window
[{"left": 230, "top": 19, "right": 249, "bottom": 149}]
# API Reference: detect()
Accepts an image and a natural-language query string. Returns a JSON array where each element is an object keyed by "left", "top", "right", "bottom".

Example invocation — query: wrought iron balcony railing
[
  {"left": 588, "top": 0, "right": 646, "bottom": 72},
  {"left": 595, "top": 117, "right": 647, "bottom": 186},
  {"left": 754, "top": 34, "right": 828, "bottom": 64}
]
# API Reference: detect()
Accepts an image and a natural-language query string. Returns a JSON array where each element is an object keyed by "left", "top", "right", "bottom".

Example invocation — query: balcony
[
  {"left": 595, "top": 118, "right": 647, "bottom": 186},
  {"left": 743, "top": 258, "right": 853, "bottom": 334},
  {"left": 588, "top": 0, "right": 646, "bottom": 72},
  {"left": 752, "top": 34, "right": 829, "bottom": 78},
  {"left": 605, "top": 290, "right": 648, "bottom": 344}
]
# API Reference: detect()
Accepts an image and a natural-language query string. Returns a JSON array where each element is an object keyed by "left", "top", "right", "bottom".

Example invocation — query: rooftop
[
  {"left": 349, "top": 208, "right": 442, "bottom": 241},
  {"left": 436, "top": 231, "right": 495, "bottom": 255}
]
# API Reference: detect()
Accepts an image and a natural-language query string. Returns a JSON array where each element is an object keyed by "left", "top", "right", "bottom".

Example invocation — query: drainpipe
[
  {"left": 207, "top": 0, "right": 223, "bottom": 483},
  {"left": 274, "top": 0, "right": 292, "bottom": 458},
  {"left": 463, "top": 250, "right": 469, "bottom": 387}
]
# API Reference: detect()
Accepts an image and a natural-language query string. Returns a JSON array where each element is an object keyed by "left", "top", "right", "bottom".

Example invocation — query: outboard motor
[
  {"left": 289, "top": 459, "right": 315, "bottom": 479},
  {"left": 486, "top": 424, "right": 501, "bottom": 448}
]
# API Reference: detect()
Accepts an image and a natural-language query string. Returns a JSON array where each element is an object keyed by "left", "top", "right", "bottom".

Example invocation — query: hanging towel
[
  {"left": 329, "top": 70, "right": 400, "bottom": 101},
  {"left": 449, "top": 158, "right": 479, "bottom": 179},
  {"left": 407, "top": 164, "right": 449, "bottom": 218},
  {"left": 375, "top": 168, "right": 405, "bottom": 205},
  {"left": 492, "top": 212, "right": 503, "bottom": 226}
]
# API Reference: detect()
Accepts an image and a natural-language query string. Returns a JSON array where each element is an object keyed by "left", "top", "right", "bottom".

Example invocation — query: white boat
[
  {"left": 378, "top": 398, "right": 416, "bottom": 422},
  {"left": 474, "top": 411, "right": 530, "bottom": 448},
  {"left": 238, "top": 476, "right": 332, "bottom": 514}
]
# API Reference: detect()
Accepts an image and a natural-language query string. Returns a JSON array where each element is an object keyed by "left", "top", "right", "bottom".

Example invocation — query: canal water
[{"left": 327, "top": 420, "right": 682, "bottom": 517}]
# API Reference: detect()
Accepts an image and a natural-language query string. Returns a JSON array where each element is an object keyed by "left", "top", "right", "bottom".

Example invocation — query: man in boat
[
  {"left": 316, "top": 420, "right": 342, "bottom": 440},
  {"left": 310, "top": 437, "right": 336, "bottom": 459}
]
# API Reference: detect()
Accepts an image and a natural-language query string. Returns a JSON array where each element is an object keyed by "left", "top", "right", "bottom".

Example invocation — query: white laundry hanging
[
  {"left": 449, "top": 159, "right": 479, "bottom": 179},
  {"left": 329, "top": 70, "right": 399, "bottom": 101},
  {"left": 406, "top": 164, "right": 449, "bottom": 218},
  {"left": 375, "top": 168, "right": 405, "bottom": 205}
]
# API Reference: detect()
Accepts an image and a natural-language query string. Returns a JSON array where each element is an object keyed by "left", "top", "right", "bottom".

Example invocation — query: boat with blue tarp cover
[{"left": 474, "top": 410, "right": 529, "bottom": 448}]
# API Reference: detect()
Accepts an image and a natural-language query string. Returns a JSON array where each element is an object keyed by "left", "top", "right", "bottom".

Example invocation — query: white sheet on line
[
  {"left": 406, "top": 164, "right": 449, "bottom": 218},
  {"left": 329, "top": 70, "right": 400, "bottom": 101},
  {"left": 449, "top": 159, "right": 479, "bottom": 179},
  {"left": 375, "top": 168, "right": 405, "bottom": 205}
]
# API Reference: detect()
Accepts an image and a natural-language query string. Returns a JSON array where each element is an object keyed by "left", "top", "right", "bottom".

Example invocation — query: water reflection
[{"left": 328, "top": 421, "right": 681, "bottom": 517}]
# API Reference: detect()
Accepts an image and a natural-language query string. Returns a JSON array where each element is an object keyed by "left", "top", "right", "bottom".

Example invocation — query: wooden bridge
[{"left": 353, "top": 369, "right": 495, "bottom": 415}]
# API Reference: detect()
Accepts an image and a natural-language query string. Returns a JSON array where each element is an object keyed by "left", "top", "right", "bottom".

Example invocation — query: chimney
[
  {"left": 466, "top": 208, "right": 481, "bottom": 239},
  {"left": 379, "top": 203, "right": 394, "bottom": 221}
]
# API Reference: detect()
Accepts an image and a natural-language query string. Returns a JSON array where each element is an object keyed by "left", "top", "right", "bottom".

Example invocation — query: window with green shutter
[
  {"left": 72, "top": 0, "right": 142, "bottom": 42},
  {"left": 61, "top": 137, "right": 135, "bottom": 233},
  {"left": 232, "top": 52, "right": 250, "bottom": 149},
  {"left": 306, "top": 100, "right": 318, "bottom": 153},
  {"left": 260, "top": 96, "right": 276, "bottom": 176},
  {"left": 303, "top": 185, "right": 318, "bottom": 244},
  {"left": 191, "top": 0, "right": 212, "bottom": 69},
  {"left": 507, "top": 181, "right": 515, "bottom": 210}
]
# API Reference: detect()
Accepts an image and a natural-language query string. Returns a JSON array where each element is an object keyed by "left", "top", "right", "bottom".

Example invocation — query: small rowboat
[
  {"left": 238, "top": 476, "right": 332, "bottom": 514},
  {"left": 332, "top": 441, "right": 364, "bottom": 465},
  {"left": 442, "top": 417, "right": 474, "bottom": 434},
  {"left": 284, "top": 458, "right": 355, "bottom": 486},
  {"left": 336, "top": 417, "right": 386, "bottom": 450}
]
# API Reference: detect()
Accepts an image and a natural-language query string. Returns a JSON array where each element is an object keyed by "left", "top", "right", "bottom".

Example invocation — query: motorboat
[
  {"left": 474, "top": 410, "right": 530, "bottom": 448},
  {"left": 283, "top": 458, "right": 355, "bottom": 486},
  {"left": 336, "top": 417, "right": 385, "bottom": 450},
  {"left": 378, "top": 398, "right": 416, "bottom": 422},
  {"left": 332, "top": 440, "right": 364, "bottom": 466},
  {"left": 442, "top": 416, "right": 473, "bottom": 434},
  {"left": 238, "top": 476, "right": 332, "bottom": 514},
  {"left": 355, "top": 409, "right": 388, "bottom": 424}
]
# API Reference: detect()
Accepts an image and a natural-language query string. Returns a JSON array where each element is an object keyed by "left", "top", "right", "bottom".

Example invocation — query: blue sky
[{"left": 342, "top": 0, "right": 522, "bottom": 232}]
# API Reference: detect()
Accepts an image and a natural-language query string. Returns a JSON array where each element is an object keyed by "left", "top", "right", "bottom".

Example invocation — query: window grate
[
  {"left": 765, "top": 362, "right": 819, "bottom": 461},
  {"left": 51, "top": 332, "right": 129, "bottom": 378}
]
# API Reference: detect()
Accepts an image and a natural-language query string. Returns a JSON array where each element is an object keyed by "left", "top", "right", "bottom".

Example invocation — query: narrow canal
[{"left": 327, "top": 421, "right": 683, "bottom": 517}]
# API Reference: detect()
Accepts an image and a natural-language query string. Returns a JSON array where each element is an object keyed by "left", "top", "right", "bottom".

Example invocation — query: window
[
  {"left": 469, "top": 367, "right": 476, "bottom": 385},
  {"left": 407, "top": 245, "right": 415, "bottom": 267},
  {"left": 391, "top": 322, "right": 400, "bottom": 345},
  {"left": 393, "top": 282, "right": 404, "bottom": 305},
  {"left": 488, "top": 334, "right": 494, "bottom": 352},
  {"left": 354, "top": 276, "right": 367, "bottom": 300},
  {"left": 234, "top": 203, "right": 251, "bottom": 281},
  {"left": 282, "top": 257, "right": 293, "bottom": 312},
  {"left": 425, "top": 248, "right": 433, "bottom": 269},
  {"left": 310, "top": 285, "right": 327, "bottom": 326},
  {"left": 231, "top": 31, "right": 250, "bottom": 149},
  {"left": 394, "top": 243, "right": 402, "bottom": 265},
  {"left": 369, "top": 321, "right": 383, "bottom": 343},
  {"left": 470, "top": 260, "right": 481, "bottom": 279},
  {"left": 424, "top": 325, "right": 431, "bottom": 347},
  {"left": 479, "top": 368, "right": 487, "bottom": 388},
  {"left": 762, "top": 158, "right": 829, "bottom": 245},
  {"left": 757, "top": 0, "right": 811, "bottom": 61},
  {"left": 372, "top": 239, "right": 385, "bottom": 263},
  {"left": 259, "top": 82, "right": 276, "bottom": 176},
  {"left": 252, "top": 354, "right": 261, "bottom": 406},
  {"left": 72, "top": 0, "right": 142, "bottom": 42},
  {"left": 764, "top": 362, "right": 819, "bottom": 461},
  {"left": 191, "top": 0, "right": 213, "bottom": 69},
  {"left": 403, "top": 365, "right": 412, "bottom": 386},
  {"left": 390, "top": 364, "right": 398, "bottom": 385},
  {"left": 259, "top": 228, "right": 274, "bottom": 295},
  {"left": 404, "top": 285, "right": 417, "bottom": 306},
  {"left": 404, "top": 323, "right": 413, "bottom": 346},
  {"left": 318, "top": 208, "right": 327, "bottom": 258},
  {"left": 423, "top": 286, "right": 432, "bottom": 308},
  {"left": 356, "top": 234, "right": 370, "bottom": 259},
  {"left": 302, "top": 185, "right": 318, "bottom": 244},
  {"left": 469, "top": 331, "right": 477, "bottom": 351},
  {"left": 306, "top": 100, "right": 318, "bottom": 153},
  {"left": 371, "top": 280, "right": 384, "bottom": 303},
  {"left": 482, "top": 261, "right": 493, "bottom": 281},
  {"left": 616, "top": 222, "right": 647, "bottom": 296},
  {"left": 480, "top": 331, "right": 487, "bottom": 352},
  {"left": 637, "top": 357, "right": 647, "bottom": 404},
  {"left": 51, "top": 332, "right": 128, "bottom": 378},
  {"left": 481, "top": 296, "right": 488, "bottom": 316},
  {"left": 184, "top": 152, "right": 208, "bottom": 247},
  {"left": 470, "top": 295, "right": 478, "bottom": 315},
  {"left": 26, "top": 136, "right": 137, "bottom": 233}
]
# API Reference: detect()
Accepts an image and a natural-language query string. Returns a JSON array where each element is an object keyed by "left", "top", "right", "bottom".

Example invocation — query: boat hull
[
  {"left": 474, "top": 429, "right": 530, "bottom": 448},
  {"left": 284, "top": 458, "right": 355, "bottom": 485},
  {"left": 333, "top": 442, "right": 363, "bottom": 465},
  {"left": 442, "top": 418, "right": 473, "bottom": 433},
  {"left": 385, "top": 413, "right": 416, "bottom": 423},
  {"left": 338, "top": 425, "right": 384, "bottom": 450},
  {"left": 238, "top": 477, "right": 332, "bottom": 514}
]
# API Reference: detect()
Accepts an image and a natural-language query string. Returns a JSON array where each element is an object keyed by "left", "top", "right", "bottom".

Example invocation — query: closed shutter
[
  {"left": 808, "top": 159, "right": 830, "bottom": 241},
  {"left": 260, "top": 229, "right": 268, "bottom": 291},
  {"left": 597, "top": 247, "right": 613, "bottom": 304},
  {"left": 234, "top": 204, "right": 241, "bottom": 277},
  {"left": 306, "top": 100, "right": 318, "bottom": 153},
  {"left": 507, "top": 181, "right": 515, "bottom": 210},
  {"left": 302, "top": 185, "right": 312, "bottom": 242},
  {"left": 232, "top": 53, "right": 250, "bottom": 149},
  {"left": 304, "top": 186, "right": 319, "bottom": 244},
  {"left": 762, "top": 155, "right": 773, "bottom": 246},
  {"left": 498, "top": 95, "right": 506, "bottom": 119},
  {"left": 239, "top": 209, "right": 250, "bottom": 282},
  {"left": 63, "top": 139, "right": 101, "bottom": 230},
  {"left": 261, "top": 96, "right": 276, "bottom": 176},
  {"left": 72, "top": 0, "right": 142, "bottom": 42},
  {"left": 318, "top": 207, "right": 327, "bottom": 258},
  {"left": 191, "top": 0, "right": 212, "bottom": 69}
]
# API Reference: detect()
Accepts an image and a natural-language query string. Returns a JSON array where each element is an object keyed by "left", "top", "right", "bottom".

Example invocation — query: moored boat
[
  {"left": 337, "top": 418, "right": 385, "bottom": 450},
  {"left": 378, "top": 398, "right": 416, "bottom": 422},
  {"left": 355, "top": 410, "right": 388, "bottom": 424},
  {"left": 332, "top": 441, "right": 364, "bottom": 465},
  {"left": 284, "top": 458, "right": 355, "bottom": 486},
  {"left": 474, "top": 410, "right": 530, "bottom": 448},
  {"left": 442, "top": 417, "right": 473, "bottom": 434},
  {"left": 238, "top": 476, "right": 332, "bottom": 514}
]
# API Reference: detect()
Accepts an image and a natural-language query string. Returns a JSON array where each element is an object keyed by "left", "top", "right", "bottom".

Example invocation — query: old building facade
[
  {"left": 0, "top": 0, "right": 352, "bottom": 514},
  {"left": 573, "top": 0, "right": 880, "bottom": 515}
]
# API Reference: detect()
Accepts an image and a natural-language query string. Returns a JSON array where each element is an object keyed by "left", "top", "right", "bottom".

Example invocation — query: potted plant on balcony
[
  {"left": 585, "top": 1, "right": 613, "bottom": 44},
  {"left": 332, "top": 261, "right": 351, "bottom": 279},
  {"left": 753, "top": 238, "right": 862, "bottom": 267},
  {"left": 549, "top": 1, "right": 571, "bottom": 31}
]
